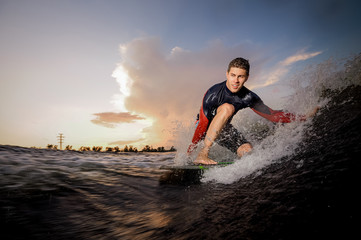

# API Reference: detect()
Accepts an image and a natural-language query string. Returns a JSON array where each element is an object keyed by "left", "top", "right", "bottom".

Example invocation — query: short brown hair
[{"left": 227, "top": 57, "right": 250, "bottom": 75}]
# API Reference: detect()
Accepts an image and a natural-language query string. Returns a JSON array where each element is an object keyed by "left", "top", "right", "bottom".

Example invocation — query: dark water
[{"left": 1, "top": 60, "right": 361, "bottom": 239}]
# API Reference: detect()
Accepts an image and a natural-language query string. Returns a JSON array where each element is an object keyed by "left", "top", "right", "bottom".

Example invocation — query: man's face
[{"left": 226, "top": 67, "right": 249, "bottom": 93}]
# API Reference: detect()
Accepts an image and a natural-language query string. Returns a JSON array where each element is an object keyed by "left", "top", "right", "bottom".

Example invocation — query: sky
[{"left": 1, "top": 0, "right": 361, "bottom": 149}]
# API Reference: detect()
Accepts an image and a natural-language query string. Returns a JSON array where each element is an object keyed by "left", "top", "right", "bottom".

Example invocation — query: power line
[{"left": 57, "top": 133, "right": 64, "bottom": 150}]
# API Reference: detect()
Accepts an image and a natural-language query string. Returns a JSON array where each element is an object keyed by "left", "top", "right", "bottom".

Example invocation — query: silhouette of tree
[
  {"left": 79, "top": 146, "right": 91, "bottom": 151},
  {"left": 46, "top": 144, "right": 58, "bottom": 150},
  {"left": 157, "top": 146, "right": 165, "bottom": 152},
  {"left": 65, "top": 145, "right": 73, "bottom": 150},
  {"left": 142, "top": 145, "right": 151, "bottom": 152},
  {"left": 92, "top": 146, "right": 102, "bottom": 152},
  {"left": 123, "top": 145, "right": 129, "bottom": 152},
  {"left": 42, "top": 144, "right": 177, "bottom": 153}
]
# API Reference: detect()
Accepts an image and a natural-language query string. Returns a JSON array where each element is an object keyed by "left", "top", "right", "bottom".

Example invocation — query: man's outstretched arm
[{"left": 251, "top": 101, "right": 306, "bottom": 123}]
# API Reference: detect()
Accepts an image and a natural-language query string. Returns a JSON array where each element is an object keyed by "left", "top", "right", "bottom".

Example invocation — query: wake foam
[{"left": 203, "top": 121, "right": 308, "bottom": 184}]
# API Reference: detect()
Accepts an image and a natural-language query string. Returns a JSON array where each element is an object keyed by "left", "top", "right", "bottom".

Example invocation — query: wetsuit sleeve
[{"left": 251, "top": 97, "right": 306, "bottom": 123}]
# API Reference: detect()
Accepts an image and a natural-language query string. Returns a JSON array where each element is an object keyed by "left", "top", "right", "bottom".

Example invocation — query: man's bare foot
[{"left": 194, "top": 155, "right": 218, "bottom": 165}]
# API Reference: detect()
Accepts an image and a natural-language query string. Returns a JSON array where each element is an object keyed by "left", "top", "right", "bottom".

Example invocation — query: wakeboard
[
  {"left": 159, "top": 161, "right": 234, "bottom": 185},
  {"left": 159, "top": 161, "right": 234, "bottom": 170}
]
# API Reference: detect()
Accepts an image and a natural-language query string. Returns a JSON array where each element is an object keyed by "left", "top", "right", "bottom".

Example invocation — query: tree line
[{"left": 46, "top": 144, "right": 176, "bottom": 153}]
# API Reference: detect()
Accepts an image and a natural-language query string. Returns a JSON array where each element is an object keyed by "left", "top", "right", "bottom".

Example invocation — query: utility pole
[{"left": 57, "top": 133, "right": 64, "bottom": 150}]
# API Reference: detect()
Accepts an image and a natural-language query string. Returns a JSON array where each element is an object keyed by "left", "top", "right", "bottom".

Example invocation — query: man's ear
[{"left": 245, "top": 74, "right": 249, "bottom": 82}]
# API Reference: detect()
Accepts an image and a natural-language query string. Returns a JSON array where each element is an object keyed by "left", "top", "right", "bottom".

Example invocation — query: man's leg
[
  {"left": 215, "top": 122, "right": 253, "bottom": 158},
  {"left": 194, "top": 103, "right": 235, "bottom": 165}
]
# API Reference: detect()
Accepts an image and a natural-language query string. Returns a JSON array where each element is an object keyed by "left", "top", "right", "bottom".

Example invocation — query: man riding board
[{"left": 188, "top": 57, "right": 319, "bottom": 165}]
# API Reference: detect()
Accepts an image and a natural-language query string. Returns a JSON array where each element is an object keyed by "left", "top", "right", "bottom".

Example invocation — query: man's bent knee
[
  {"left": 217, "top": 103, "right": 235, "bottom": 118},
  {"left": 237, "top": 143, "right": 252, "bottom": 157}
]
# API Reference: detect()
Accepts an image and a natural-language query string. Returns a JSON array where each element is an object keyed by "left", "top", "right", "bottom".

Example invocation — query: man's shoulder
[
  {"left": 237, "top": 86, "right": 252, "bottom": 96},
  {"left": 237, "top": 87, "right": 262, "bottom": 104},
  {"left": 239, "top": 86, "right": 257, "bottom": 97}
]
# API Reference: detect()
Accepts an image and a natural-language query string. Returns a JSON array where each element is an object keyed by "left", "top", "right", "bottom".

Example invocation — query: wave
[{"left": 200, "top": 53, "right": 361, "bottom": 184}]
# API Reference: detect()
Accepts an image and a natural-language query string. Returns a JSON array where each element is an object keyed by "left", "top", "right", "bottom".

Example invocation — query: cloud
[
  {"left": 280, "top": 50, "right": 322, "bottom": 66},
  {"left": 250, "top": 49, "right": 322, "bottom": 89},
  {"left": 91, "top": 112, "right": 145, "bottom": 128}
]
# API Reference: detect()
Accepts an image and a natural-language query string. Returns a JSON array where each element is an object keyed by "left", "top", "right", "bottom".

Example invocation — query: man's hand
[{"left": 305, "top": 106, "right": 320, "bottom": 119}]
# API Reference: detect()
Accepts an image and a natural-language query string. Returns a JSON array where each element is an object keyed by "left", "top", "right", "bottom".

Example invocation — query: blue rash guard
[{"left": 188, "top": 80, "right": 305, "bottom": 153}]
